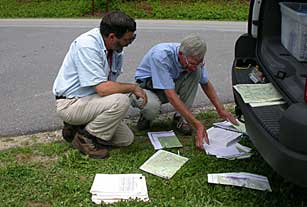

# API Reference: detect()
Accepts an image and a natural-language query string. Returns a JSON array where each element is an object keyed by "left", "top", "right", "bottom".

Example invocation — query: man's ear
[
  {"left": 178, "top": 51, "right": 184, "bottom": 58},
  {"left": 108, "top": 33, "right": 116, "bottom": 40},
  {"left": 178, "top": 51, "right": 184, "bottom": 65},
  {"left": 178, "top": 51, "right": 185, "bottom": 60}
]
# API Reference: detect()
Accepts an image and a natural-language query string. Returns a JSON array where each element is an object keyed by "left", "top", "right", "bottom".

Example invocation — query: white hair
[{"left": 179, "top": 35, "right": 207, "bottom": 60}]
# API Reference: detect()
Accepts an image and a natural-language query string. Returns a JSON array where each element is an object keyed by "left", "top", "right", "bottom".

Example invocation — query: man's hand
[
  {"left": 133, "top": 85, "right": 148, "bottom": 108},
  {"left": 218, "top": 109, "right": 238, "bottom": 125},
  {"left": 194, "top": 122, "right": 209, "bottom": 150}
]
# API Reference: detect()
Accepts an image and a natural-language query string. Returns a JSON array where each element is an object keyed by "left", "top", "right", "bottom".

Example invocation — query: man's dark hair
[{"left": 100, "top": 11, "right": 136, "bottom": 39}]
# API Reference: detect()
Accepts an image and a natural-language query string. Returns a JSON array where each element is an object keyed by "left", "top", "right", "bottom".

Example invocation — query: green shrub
[{"left": 0, "top": 0, "right": 248, "bottom": 20}]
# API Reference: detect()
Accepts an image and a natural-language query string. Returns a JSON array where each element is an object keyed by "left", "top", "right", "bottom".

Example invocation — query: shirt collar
[
  {"left": 93, "top": 28, "right": 106, "bottom": 52},
  {"left": 175, "top": 45, "right": 185, "bottom": 73}
]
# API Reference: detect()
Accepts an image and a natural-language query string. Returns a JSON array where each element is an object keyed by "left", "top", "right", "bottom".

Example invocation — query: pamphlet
[
  {"left": 140, "top": 150, "right": 188, "bottom": 179},
  {"left": 233, "top": 83, "right": 285, "bottom": 107},
  {"left": 208, "top": 172, "right": 272, "bottom": 191},
  {"left": 233, "top": 83, "right": 283, "bottom": 103},
  {"left": 147, "top": 131, "right": 182, "bottom": 150}
]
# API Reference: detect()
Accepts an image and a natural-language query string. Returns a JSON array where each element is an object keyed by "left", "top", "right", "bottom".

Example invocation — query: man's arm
[
  {"left": 164, "top": 89, "right": 208, "bottom": 148},
  {"left": 96, "top": 81, "right": 147, "bottom": 108},
  {"left": 201, "top": 81, "right": 237, "bottom": 124}
]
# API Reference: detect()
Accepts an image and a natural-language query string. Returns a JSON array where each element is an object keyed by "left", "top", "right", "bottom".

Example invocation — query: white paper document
[
  {"left": 203, "top": 127, "right": 251, "bottom": 159},
  {"left": 140, "top": 150, "right": 188, "bottom": 179},
  {"left": 90, "top": 174, "right": 149, "bottom": 204},
  {"left": 249, "top": 100, "right": 286, "bottom": 107},
  {"left": 213, "top": 120, "right": 247, "bottom": 134},
  {"left": 208, "top": 172, "right": 272, "bottom": 191},
  {"left": 147, "top": 131, "right": 182, "bottom": 150},
  {"left": 206, "top": 127, "right": 242, "bottom": 147}
]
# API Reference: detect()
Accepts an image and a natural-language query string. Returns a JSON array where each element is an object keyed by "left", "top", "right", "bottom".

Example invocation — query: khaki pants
[
  {"left": 140, "top": 70, "right": 201, "bottom": 121},
  {"left": 55, "top": 93, "right": 133, "bottom": 147}
]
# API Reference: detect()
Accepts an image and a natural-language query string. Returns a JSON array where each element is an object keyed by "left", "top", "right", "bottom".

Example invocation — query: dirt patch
[
  {"left": 27, "top": 201, "right": 51, "bottom": 207},
  {"left": 136, "top": 1, "right": 153, "bottom": 16},
  {"left": 16, "top": 0, "right": 33, "bottom": 3},
  {"left": 15, "top": 153, "right": 58, "bottom": 165},
  {"left": 0, "top": 131, "right": 62, "bottom": 151}
]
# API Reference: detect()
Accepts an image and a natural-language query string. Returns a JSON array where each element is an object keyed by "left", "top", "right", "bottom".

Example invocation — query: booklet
[
  {"left": 147, "top": 131, "right": 183, "bottom": 150},
  {"left": 139, "top": 150, "right": 188, "bottom": 179},
  {"left": 90, "top": 174, "right": 149, "bottom": 204},
  {"left": 207, "top": 172, "right": 272, "bottom": 191}
]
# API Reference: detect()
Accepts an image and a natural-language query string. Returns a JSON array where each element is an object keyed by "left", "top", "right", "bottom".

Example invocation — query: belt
[{"left": 55, "top": 96, "right": 67, "bottom": 100}]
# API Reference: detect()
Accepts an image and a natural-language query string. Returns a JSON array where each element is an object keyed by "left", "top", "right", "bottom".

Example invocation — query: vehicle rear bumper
[{"left": 233, "top": 68, "right": 307, "bottom": 187}]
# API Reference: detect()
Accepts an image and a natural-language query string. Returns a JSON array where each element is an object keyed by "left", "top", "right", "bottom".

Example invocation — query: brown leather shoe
[
  {"left": 62, "top": 122, "right": 86, "bottom": 143},
  {"left": 62, "top": 122, "right": 77, "bottom": 143},
  {"left": 173, "top": 114, "right": 193, "bottom": 135},
  {"left": 72, "top": 132, "right": 109, "bottom": 159}
]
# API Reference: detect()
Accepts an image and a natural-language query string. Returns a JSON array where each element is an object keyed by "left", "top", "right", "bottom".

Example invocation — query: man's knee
[
  {"left": 122, "top": 131, "right": 134, "bottom": 146},
  {"left": 142, "top": 100, "right": 161, "bottom": 120},
  {"left": 113, "top": 129, "right": 134, "bottom": 147},
  {"left": 112, "top": 94, "right": 130, "bottom": 112},
  {"left": 141, "top": 90, "right": 161, "bottom": 120}
]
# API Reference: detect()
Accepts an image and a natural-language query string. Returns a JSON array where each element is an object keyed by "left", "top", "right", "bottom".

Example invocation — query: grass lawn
[
  {"left": 1, "top": 109, "right": 307, "bottom": 206},
  {"left": 0, "top": 0, "right": 249, "bottom": 20}
]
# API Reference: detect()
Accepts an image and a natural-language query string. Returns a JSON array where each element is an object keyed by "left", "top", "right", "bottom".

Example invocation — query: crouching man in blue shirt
[
  {"left": 53, "top": 12, "right": 147, "bottom": 159},
  {"left": 134, "top": 35, "right": 237, "bottom": 150}
]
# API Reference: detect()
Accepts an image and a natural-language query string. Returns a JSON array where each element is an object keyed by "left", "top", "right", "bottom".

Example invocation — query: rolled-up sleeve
[
  {"left": 150, "top": 53, "right": 175, "bottom": 89},
  {"left": 199, "top": 66, "right": 209, "bottom": 85},
  {"left": 74, "top": 47, "right": 108, "bottom": 87}
]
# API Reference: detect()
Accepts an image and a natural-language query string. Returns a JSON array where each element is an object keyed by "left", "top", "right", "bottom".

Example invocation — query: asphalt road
[{"left": 0, "top": 19, "right": 246, "bottom": 137}]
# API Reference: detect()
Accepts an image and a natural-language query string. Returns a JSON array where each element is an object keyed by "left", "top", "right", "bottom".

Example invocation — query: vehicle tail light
[{"left": 305, "top": 75, "right": 307, "bottom": 102}]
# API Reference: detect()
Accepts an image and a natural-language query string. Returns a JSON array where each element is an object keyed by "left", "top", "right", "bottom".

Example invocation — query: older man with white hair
[{"left": 134, "top": 34, "right": 237, "bottom": 149}]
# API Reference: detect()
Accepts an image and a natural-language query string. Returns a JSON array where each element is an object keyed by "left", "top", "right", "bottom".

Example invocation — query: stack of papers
[
  {"left": 147, "top": 131, "right": 182, "bottom": 150},
  {"left": 90, "top": 174, "right": 149, "bottom": 204},
  {"left": 140, "top": 150, "right": 188, "bottom": 179},
  {"left": 233, "top": 83, "right": 286, "bottom": 107},
  {"left": 203, "top": 127, "right": 252, "bottom": 159},
  {"left": 213, "top": 120, "right": 247, "bottom": 134},
  {"left": 208, "top": 172, "right": 272, "bottom": 191}
]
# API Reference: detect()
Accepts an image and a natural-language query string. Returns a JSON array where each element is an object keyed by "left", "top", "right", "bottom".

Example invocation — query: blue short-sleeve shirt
[
  {"left": 52, "top": 28, "right": 123, "bottom": 98},
  {"left": 135, "top": 43, "right": 208, "bottom": 89}
]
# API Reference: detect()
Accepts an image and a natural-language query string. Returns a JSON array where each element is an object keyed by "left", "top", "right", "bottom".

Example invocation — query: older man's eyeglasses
[{"left": 184, "top": 56, "right": 205, "bottom": 69}]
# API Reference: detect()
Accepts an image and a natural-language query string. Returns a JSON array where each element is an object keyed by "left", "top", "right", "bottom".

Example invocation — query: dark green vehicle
[{"left": 232, "top": 0, "right": 307, "bottom": 186}]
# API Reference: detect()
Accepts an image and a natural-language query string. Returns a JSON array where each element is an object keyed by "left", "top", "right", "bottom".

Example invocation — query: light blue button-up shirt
[
  {"left": 135, "top": 43, "right": 208, "bottom": 89},
  {"left": 52, "top": 28, "right": 123, "bottom": 98}
]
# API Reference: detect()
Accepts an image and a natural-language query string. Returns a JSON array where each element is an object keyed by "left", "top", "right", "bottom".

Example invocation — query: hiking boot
[
  {"left": 173, "top": 114, "right": 193, "bottom": 135},
  {"left": 72, "top": 131, "right": 109, "bottom": 159},
  {"left": 62, "top": 122, "right": 78, "bottom": 143},
  {"left": 62, "top": 122, "right": 86, "bottom": 143},
  {"left": 136, "top": 114, "right": 152, "bottom": 130}
]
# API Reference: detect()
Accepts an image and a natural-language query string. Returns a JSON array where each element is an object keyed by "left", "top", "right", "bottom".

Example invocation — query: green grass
[
  {"left": 118, "top": 0, "right": 249, "bottom": 21},
  {"left": 0, "top": 0, "right": 249, "bottom": 20},
  {"left": 1, "top": 109, "right": 307, "bottom": 206}
]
